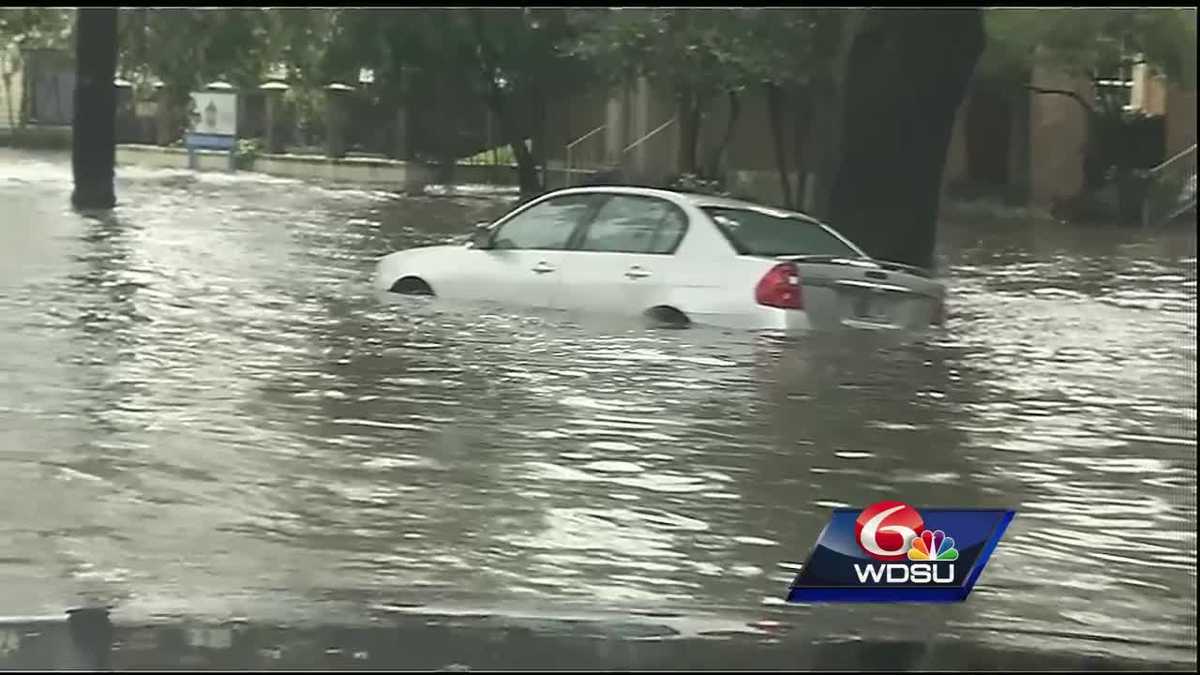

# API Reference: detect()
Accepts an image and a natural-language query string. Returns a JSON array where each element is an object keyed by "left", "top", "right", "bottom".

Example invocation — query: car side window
[
  {"left": 577, "top": 195, "right": 688, "bottom": 254},
  {"left": 492, "top": 195, "right": 598, "bottom": 251}
]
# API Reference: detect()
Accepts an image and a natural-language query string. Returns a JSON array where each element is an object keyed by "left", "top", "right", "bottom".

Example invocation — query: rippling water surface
[{"left": 0, "top": 149, "right": 1195, "bottom": 665}]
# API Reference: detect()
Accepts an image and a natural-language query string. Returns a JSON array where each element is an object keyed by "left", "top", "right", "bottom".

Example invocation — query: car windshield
[{"left": 702, "top": 207, "right": 862, "bottom": 258}]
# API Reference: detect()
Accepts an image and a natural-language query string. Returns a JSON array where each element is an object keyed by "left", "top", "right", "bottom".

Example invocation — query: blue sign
[
  {"left": 786, "top": 500, "right": 1015, "bottom": 603},
  {"left": 185, "top": 133, "right": 236, "bottom": 151}
]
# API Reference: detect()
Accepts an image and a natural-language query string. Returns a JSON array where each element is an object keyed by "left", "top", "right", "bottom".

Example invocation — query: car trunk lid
[{"left": 769, "top": 255, "right": 945, "bottom": 330}]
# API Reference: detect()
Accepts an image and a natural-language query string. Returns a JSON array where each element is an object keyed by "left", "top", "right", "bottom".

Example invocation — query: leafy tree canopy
[{"left": 981, "top": 8, "right": 1197, "bottom": 85}]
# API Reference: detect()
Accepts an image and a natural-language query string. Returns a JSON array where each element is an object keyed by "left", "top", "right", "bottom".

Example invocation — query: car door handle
[
  {"left": 531, "top": 261, "right": 557, "bottom": 274},
  {"left": 624, "top": 266, "right": 651, "bottom": 280}
]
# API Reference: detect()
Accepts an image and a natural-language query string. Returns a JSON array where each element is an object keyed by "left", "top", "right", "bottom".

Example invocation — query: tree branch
[{"left": 1026, "top": 85, "right": 1095, "bottom": 116}]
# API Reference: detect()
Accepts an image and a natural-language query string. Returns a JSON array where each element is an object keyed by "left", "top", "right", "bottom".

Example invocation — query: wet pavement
[{"left": 0, "top": 148, "right": 1195, "bottom": 669}]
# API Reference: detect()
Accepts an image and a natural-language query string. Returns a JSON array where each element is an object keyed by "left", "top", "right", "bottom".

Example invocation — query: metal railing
[
  {"left": 1142, "top": 143, "right": 1197, "bottom": 228},
  {"left": 621, "top": 115, "right": 675, "bottom": 157},
  {"left": 563, "top": 124, "right": 607, "bottom": 187},
  {"left": 559, "top": 115, "right": 677, "bottom": 188}
]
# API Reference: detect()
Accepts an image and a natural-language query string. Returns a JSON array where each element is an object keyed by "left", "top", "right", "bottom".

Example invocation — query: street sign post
[{"left": 185, "top": 88, "right": 238, "bottom": 172}]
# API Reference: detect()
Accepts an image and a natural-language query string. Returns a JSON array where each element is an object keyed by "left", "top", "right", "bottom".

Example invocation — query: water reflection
[
  {"left": 0, "top": 610, "right": 1191, "bottom": 670},
  {"left": 0, "top": 149, "right": 1194, "bottom": 667}
]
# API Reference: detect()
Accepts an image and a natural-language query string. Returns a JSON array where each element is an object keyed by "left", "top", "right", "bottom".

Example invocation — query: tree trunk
[
  {"left": 480, "top": 84, "right": 539, "bottom": 197},
  {"left": 530, "top": 87, "right": 548, "bottom": 190},
  {"left": 704, "top": 90, "right": 741, "bottom": 181},
  {"left": 469, "top": 10, "right": 541, "bottom": 198},
  {"left": 508, "top": 127, "right": 541, "bottom": 198},
  {"left": 790, "top": 88, "right": 816, "bottom": 211},
  {"left": 71, "top": 8, "right": 119, "bottom": 210},
  {"left": 765, "top": 83, "right": 794, "bottom": 209},
  {"left": 674, "top": 91, "right": 704, "bottom": 177},
  {"left": 806, "top": 11, "right": 859, "bottom": 218},
  {"left": 826, "top": 9, "right": 985, "bottom": 269}
]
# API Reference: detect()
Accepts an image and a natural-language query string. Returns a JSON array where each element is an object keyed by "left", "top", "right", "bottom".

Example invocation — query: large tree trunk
[
  {"left": 482, "top": 85, "right": 539, "bottom": 197},
  {"left": 804, "top": 12, "right": 858, "bottom": 218},
  {"left": 826, "top": 9, "right": 985, "bottom": 269},
  {"left": 71, "top": 8, "right": 119, "bottom": 210},
  {"left": 790, "top": 87, "right": 814, "bottom": 210},
  {"left": 675, "top": 90, "right": 702, "bottom": 176},
  {"left": 764, "top": 83, "right": 794, "bottom": 209}
]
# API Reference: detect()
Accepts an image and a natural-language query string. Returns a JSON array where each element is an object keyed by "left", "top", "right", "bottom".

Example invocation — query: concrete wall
[
  {"left": 939, "top": 78, "right": 1031, "bottom": 201},
  {"left": 547, "top": 79, "right": 783, "bottom": 184},
  {"left": 1028, "top": 61, "right": 1093, "bottom": 206},
  {"left": 1165, "top": 84, "right": 1197, "bottom": 157},
  {"left": 1131, "top": 65, "right": 1169, "bottom": 116},
  {"left": 115, "top": 144, "right": 437, "bottom": 191},
  {"left": 0, "top": 124, "right": 71, "bottom": 148},
  {"left": 0, "top": 65, "right": 22, "bottom": 129}
]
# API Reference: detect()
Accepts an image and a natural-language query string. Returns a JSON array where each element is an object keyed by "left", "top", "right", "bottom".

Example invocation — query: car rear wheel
[
  {"left": 389, "top": 277, "right": 434, "bottom": 296},
  {"left": 644, "top": 305, "right": 690, "bottom": 329}
]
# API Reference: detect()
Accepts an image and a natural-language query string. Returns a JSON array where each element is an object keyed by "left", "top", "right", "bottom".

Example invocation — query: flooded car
[{"left": 375, "top": 186, "right": 947, "bottom": 331}]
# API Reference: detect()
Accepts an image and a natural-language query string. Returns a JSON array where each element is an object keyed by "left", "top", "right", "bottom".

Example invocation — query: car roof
[{"left": 542, "top": 185, "right": 823, "bottom": 223}]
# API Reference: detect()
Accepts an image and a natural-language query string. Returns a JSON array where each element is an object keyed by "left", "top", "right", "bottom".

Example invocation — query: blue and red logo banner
[{"left": 786, "top": 501, "right": 1016, "bottom": 603}]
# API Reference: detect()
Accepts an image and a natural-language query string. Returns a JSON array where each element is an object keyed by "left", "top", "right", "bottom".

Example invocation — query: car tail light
[{"left": 755, "top": 263, "right": 804, "bottom": 310}]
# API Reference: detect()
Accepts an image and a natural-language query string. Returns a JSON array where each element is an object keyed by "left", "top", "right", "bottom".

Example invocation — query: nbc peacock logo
[{"left": 907, "top": 529, "right": 959, "bottom": 562}]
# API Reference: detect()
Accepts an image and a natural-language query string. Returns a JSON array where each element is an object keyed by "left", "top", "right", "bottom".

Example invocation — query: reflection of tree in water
[
  {"left": 41, "top": 211, "right": 156, "bottom": 610},
  {"left": 739, "top": 330, "right": 995, "bottom": 642},
  {"left": 63, "top": 211, "right": 153, "bottom": 461}
]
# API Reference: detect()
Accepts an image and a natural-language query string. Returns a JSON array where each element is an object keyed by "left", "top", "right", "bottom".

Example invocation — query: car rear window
[{"left": 702, "top": 207, "right": 860, "bottom": 258}]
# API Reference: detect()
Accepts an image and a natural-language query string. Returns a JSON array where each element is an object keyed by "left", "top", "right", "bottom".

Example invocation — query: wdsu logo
[{"left": 786, "top": 501, "right": 1015, "bottom": 603}]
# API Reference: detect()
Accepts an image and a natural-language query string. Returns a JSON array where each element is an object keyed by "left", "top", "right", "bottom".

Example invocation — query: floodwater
[{"left": 0, "top": 148, "right": 1195, "bottom": 669}]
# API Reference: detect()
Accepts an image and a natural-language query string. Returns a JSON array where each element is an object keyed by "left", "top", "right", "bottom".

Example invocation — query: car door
[
  {"left": 556, "top": 193, "right": 689, "bottom": 316},
  {"left": 446, "top": 193, "right": 603, "bottom": 310}
]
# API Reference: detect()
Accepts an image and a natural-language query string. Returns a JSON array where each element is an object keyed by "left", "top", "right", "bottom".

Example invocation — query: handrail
[
  {"left": 565, "top": 124, "right": 608, "bottom": 188},
  {"left": 1148, "top": 143, "right": 1197, "bottom": 177},
  {"left": 566, "top": 124, "right": 606, "bottom": 151},
  {"left": 1140, "top": 144, "right": 1196, "bottom": 228},
  {"left": 622, "top": 116, "right": 675, "bottom": 155}
]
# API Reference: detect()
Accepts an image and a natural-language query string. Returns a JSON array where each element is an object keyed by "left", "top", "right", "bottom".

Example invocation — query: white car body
[{"left": 374, "top": 186, "right": 946, "bottom": 332}]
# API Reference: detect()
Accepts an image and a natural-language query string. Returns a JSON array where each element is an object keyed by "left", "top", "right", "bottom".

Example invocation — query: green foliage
[
  {"left": 0, "top": 8, "right": 74, "bottom": 50},
  {"left": 265, "top": 8, "right": 342, "bottom": 87},
  {"left": 980, "top": 8, "right": 1195, "bottom": 197},
  {"left": 118, "top": 9, "right": 276, "bottom": 94},
  {"left": 234, "top": 137, "right": 261, "bottom": 169},
  {"left": 573, "top": 9, "right": 744, "bottom": 98},
  {"left": 982, "top": 8, "right": 1197, "bottom": 83},
  {"left": 572, "top": 8, "right": 839, "bottom": 96}
]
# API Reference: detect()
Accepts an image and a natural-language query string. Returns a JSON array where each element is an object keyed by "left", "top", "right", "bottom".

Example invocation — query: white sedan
[{"left": 374, "top": 186, "right": 946, "bottom": 331}]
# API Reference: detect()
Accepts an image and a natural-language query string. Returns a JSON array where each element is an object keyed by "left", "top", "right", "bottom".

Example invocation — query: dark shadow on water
[{"left": 0, "top": 612, "right": 1191, "bottom": 671}]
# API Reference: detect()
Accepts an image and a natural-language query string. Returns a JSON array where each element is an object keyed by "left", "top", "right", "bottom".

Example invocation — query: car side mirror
[{"left": 470, "top": 222, "right": 493, "bottom": 250}]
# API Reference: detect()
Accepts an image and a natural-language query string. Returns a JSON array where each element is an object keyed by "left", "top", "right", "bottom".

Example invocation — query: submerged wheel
[
  {"left": 644, "top": 305, "right": 691, "bottom": 329},
  {"left": 389, "top": 276, "right": 434, "bottom": 296}
]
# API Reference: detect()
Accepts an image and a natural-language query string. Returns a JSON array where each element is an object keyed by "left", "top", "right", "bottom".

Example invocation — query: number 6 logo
[{"left": 855, "top": 500, "right": 925, "bottom": 561}]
